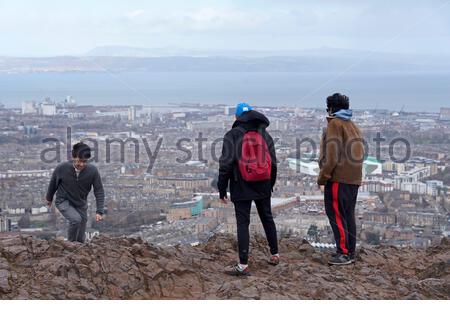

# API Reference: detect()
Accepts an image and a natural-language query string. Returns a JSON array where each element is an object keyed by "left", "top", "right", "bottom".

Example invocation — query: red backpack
[{"left": 238, "top": 130, "right": 272, "bottom": 182}]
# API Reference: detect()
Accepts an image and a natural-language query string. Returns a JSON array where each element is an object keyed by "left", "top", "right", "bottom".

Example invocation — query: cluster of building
[
  {"left": 21, "top": 96, "right": 76, "bottom": 116},
  {"left": 0, "top": 98, "right": 449, "bottom": 248}
]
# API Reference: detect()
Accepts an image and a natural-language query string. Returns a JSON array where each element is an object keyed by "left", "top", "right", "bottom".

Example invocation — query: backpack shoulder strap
[{"left": 234, "top": 126, "right": 247, "bottom": 134}]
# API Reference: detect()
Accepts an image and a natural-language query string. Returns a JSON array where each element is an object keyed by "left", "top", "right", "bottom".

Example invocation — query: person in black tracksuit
[
  {"left": 317, "top": 93, "right": 365, "bottom": 265},
  {"left": 218, "top": 104, "right": 278, "bottom": 276},
  {"left": 323, "top": 182, "right": 359, "bottom": 257}
]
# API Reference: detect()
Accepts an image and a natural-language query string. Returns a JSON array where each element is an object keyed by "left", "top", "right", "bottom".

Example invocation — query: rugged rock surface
[{"left": 0, "top": 234, "right": 448, "bottom": 299}]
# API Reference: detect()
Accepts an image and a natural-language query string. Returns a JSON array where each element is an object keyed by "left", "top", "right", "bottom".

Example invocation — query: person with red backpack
[{"left": 218, "top": 103, "right": 278, "bottom": 276}]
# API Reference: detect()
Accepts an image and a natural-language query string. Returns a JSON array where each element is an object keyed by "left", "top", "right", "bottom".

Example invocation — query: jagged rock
[
  {"left": 418, "top": 261, "right": 449, "bottom": 279},
  {"left": 0, "top": 269, "right": 11, "bottom": 293},
  {"left": 240, "top": 286, "right": 259, "bottom": 299},
  {"left": 311, "top": 253, "right": 327, "bottom": 265},
  {"left": 406, "top": 292, "right": 423, "bottom": 300},
  {"left": 0, "top": 234, "right": 448, "bottom": 299},
  {"left": 2, "top": 245, "right": 28, "bottom": 261}
]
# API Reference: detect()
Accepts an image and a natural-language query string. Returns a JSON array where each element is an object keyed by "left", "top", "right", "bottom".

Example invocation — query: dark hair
[
  {"left": 326, "top": 93, "right": 349, "bottom": 113},
  {"left": 72, "top": 142, "right": 91, "bottom": 159}
]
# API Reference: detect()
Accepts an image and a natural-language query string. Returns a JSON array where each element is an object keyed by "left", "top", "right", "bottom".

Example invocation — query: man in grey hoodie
[{"left": 45, "top": 142, "right": 105, "bottom": 243}]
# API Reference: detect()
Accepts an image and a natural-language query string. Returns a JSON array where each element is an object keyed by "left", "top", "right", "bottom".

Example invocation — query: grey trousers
[{"left": 56, "top": 200, "right": 88, "bottom": 243}]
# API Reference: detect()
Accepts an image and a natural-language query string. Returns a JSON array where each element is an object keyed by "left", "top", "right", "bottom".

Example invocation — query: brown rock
[
  {"left": 0, "top": 234, "right": 448, "bottom": 299},
  {"left": 0, "top": 269, "right": 11, "bottom": 294}
]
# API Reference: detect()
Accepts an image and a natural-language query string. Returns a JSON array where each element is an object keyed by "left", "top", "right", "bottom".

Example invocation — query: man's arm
[
  {"left": 317, "top": 120, "right": 342, "bottom": 185},
  {"left": 266, "top": 133, "right": 277, "bottom": 189},
  {"left": 92, "top": 168, "right": 105, "bottom": 215},
  {"left": 45, "top": 167, "right": 59, "bottom": 203},
  {"left": 217, "top": 131, "right": 235, "bottom": 199}
]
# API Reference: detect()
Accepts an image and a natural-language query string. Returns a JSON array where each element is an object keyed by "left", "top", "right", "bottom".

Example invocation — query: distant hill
[
  {"left": 85, "top": 45, "right": 355, "bottom": 58},
  {"left": 1, "top": 47, "right": 450, "bottom": 73}
]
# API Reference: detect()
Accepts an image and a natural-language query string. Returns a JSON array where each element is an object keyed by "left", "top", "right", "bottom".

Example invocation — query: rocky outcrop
[{"left": 0, "top": 234, "right": 448, "bottom": 299}]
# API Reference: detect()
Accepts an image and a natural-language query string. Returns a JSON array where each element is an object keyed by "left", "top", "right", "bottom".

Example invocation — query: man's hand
[
  {"left": 318, "top": 184, "right": 325, "bottom": 192},
  {"left": 44, "top": 198, "right": 52, "bottom": 208},
  {"left": 220, "top": 195, "right": 228, "bottom": 204},
  {"left": 96, "top": 213, "right": 103, "bottom": 222}
]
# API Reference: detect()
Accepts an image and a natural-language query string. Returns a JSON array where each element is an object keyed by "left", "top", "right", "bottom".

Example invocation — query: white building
[
  {"left": 41, "top": 102, "right": 56, "bottom": 116},
  {"left": 439, "top": 107, "right": 450, "bottom": 121},
  {"left": 224, "top": 105, "right": 237, "bottom": 116},
  {"left": 7, "top": 208, "right": 25, "bottom": 215},
  {"left": 426, "top": 180, "right": 444, "bottom": 196},
  {"left": 128, "top": 106, "right": 136, "bottom": 121},
  {"left": 21, "top": 101, "right": 37, "bottom": 114},
  {"left": 31, "top": 206, "right": 49, "bottom": 215},
  {"left": 394, "top": 167, "right": 431, "bottom": 190},
  {"left": 65, "top": 95, "right": 76, "bottom": 107},
  {"left": 287, "top": 158, "right": 320, "bottom": 176},
  {"left": 415, "top": 118, "right": 437, "bottom": 131},
  {"left": 0, "top": 169, "right": 51, "bottom": 179},
  {"left": 401, "top": 182, "right": 427, "bottom": 195},
  {"left": 274, "top": 120, "right": 290, "bottom": 131},
  {"left": 361, "top": 179, "right": 394, "bottom": 193},
  {"left": 383, "top": 160, "right": 405, "bottom": 175},
  {"left": 0, "top": 216, "right": 12, "bottom": 232},
  {"left": 187, "top": 121, "right": 225, "bottom": 130},
  {"left": 287, "top": 157, "right": 382, "bottom": 177}
]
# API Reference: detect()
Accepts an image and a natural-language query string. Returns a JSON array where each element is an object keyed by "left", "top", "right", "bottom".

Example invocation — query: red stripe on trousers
[{"left": 332, "top": 182, "right": 348, "bottom": 254}]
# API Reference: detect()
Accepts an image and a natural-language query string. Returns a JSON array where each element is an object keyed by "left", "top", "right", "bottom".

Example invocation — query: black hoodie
[{"left": 217, "top": 110, "right": 277, "bottom": 202}]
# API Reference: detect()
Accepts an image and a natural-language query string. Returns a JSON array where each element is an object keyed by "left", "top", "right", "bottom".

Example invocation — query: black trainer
[
  {"left": 331, "top": 252, "right": 355, "bottom": 263},
  {"left": 224, "top": 264, "right": 251, "bottom": 276},
  {"left": 328, "top": 253, "right": 352, "bottom": 266},
  {"left": 349, "top": 252, "right": 356, "bottom": 263}
]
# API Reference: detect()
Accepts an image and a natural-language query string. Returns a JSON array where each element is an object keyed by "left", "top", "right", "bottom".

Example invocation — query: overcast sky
[{"left": 1, "top": 0, "right": 450, "bottom": 56}]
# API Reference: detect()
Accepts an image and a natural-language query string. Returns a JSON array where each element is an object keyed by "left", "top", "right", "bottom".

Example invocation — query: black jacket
[{"left": 217, "top": 110, "right": 277, "bottom": 202}]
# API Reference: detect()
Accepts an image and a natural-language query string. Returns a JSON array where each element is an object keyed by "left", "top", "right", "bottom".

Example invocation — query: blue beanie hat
[{"left": 235, "top": 102, "right": 253, "bottom": 117}]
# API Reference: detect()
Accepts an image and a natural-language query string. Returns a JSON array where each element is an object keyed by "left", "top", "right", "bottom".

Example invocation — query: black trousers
[
  {"left": 233, "top": 197, "right": 278, "bottom": 264},
  {"left": 324, "top": 181, "right": 359, "bottom": 255}
]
